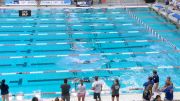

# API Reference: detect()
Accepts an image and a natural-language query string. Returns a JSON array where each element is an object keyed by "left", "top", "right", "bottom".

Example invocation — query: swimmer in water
[
  {"left": 72, "top": 58, "right": 100, "bottom": 64},
  {"left": 71, "top": 42, "right": 94, "bottom": 51}
]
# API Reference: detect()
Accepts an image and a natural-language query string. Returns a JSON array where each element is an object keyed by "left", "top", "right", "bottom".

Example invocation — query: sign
[
  {"left": 19, "top": 10, "right": 31, "bottom": 17},
  {"left": 6, "top": 0, "right": 71, "bottom": 5}
]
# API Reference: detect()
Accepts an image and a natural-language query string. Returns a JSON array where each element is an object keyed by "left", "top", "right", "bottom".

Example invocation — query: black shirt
[
  {"left": 0, "top": 84, "right": 9, "bottom": 95},
  {"left": 61, "top": 84, "right": 71, "bottom": 96},
  {"left": 111, "top": 84, "right": 120, "bottom": 95},
  {"left": 153, "top": 75, "right": 159, "bottom": 83}
]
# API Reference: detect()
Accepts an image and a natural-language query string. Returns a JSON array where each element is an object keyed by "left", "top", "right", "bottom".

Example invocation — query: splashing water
[{"left": 57, "top": 43, "right": 108, "bottom": 70}]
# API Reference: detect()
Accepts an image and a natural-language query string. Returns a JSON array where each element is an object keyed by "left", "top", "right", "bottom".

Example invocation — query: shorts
[
  {"left": 1, "top": 92, "right": 8, "bottom": 96},
  {"left": 112, "top": 94, "right": 119, "bottom": 97},
  {"left": 61, "top": 95, "right": 70, "bottom": 101},
  {"left": 94, "top": 93, "right": 101, "bottom": 99},
  {"left": 164, "top": 98, "right": 172, "bottom": 101},
  {"left": 78, "top": 93, "right": 85, "bottom": 97}
]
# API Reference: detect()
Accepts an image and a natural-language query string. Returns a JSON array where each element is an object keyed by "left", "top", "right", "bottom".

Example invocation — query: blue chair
[{"left": 172, "top": 13, "right": 180, "bottom": 20}]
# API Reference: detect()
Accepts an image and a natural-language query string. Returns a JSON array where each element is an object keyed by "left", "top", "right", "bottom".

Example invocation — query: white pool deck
[{"left": 23, "top": 92, "right": 180, "bottom": 101}]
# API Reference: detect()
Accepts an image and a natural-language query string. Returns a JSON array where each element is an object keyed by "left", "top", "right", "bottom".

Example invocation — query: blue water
[{"left": 0, "top": 7, "right": 180, "bottom": 99}]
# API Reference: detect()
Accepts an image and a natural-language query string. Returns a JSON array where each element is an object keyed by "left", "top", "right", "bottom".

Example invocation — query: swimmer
[
  {"left": 71, "top": 42, "right": 94, "bottom": 51},
  {"left": 72, "top": 58, "right": 100, "bottom": 64}
]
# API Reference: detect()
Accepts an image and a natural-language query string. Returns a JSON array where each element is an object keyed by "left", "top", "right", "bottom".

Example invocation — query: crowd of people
[
  {"left": 0, "top": 70, "right": 175, "bottom": 101},
  {"left": 142, "top": 70, "right": 174, "bottom": 101},
  {"left": 164, "top": 0, "right": 180, "bottom": 10}
]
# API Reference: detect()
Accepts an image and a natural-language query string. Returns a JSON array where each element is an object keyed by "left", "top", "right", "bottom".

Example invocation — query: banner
[{"left": 5, "top": 0, "right": 71, "bottom": 5}]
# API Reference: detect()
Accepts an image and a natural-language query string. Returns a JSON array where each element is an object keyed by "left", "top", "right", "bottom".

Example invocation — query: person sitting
[
  {"left": 170, "top": 0, "right": 178, "bottom": 10},
  {"left": 165, "top": 0, "right": 170, "bottom": 5}
]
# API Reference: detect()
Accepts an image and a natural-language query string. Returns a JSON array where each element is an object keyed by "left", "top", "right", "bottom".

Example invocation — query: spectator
[
  {"left": 35, "top": 0, "right": 40, "bottom": 6},
  {"left": 161, "top": 77, "right": 173, "bottom": 101},
  {"left": 143, "top": 84, "right": 153, "bottom": 101},
  {"left": 0, "top": 79, "right": 9, "bottom": 101},
  {"left": 153, "top": 95, "right": 162, "bottom": 101},
  {"left": 77, "top": 80, "right": 86, "bottom": 101},
  {"left": 164, "top": 77, "right": 173, "bottom": 87},
  {"left": 170, "top": 0, "right": 178, "bottom": 10},
  {"left": 165, "top": 0, "right": 170, "bottom": 5},
  {"left": 92, "top": 76, "right": 103, "bottom": 101},
  {"left": 98, "top": 0, "right": 102, "bottom": 4},
  {"left": 143, "top": 76, "right": 154, "bottom": 89},
  {"left": 55, "top": 97, "right": 59, "bottom": 101},
  {"left": 32, "top": 97, "right": 38, "bottom": 101},
  {"left": 61, "top": 79, "right": 71, "bottom": 101},
  {"left": 111, "top": 79, "right": 120, "bottom": 101},
  {"left": 152, "top": 70, "right": 159, "bottom": 93}
]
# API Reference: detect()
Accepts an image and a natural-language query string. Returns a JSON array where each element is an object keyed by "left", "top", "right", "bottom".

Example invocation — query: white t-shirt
[
  {"left": 92, "top": 81, "right": 103, "bottom": 93},
  {"left": 77, "top": 84, "right": 86, "bottom": 94}
]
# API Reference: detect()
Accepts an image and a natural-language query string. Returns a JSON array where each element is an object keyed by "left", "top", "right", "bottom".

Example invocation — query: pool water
[{"left": 0, "top": 7, "right": 180, "bottom": 99}]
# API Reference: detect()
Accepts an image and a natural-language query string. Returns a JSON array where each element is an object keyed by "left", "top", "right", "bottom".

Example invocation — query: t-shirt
[
  {"left": 0, "top": 84, "right": 9, "bottom": 95},
  {"left": 153, "top": 75, "right": 159, "bottom": 83},
  {"left": 92, "top": 81, "right": 102, "bottom": 93},
  {"left": 111, "top": 84, "right": 120, "bottom": 95},
  {"left": 77, "top": 84, "right": 86, "bottom": 94},
  {"left": 61, "top": 84, "right": 71, "bottom": 96},
  {"left": 143, "top": 81, "right": 154, "bottom": 89},
  {"left": 163, "top": 85, "right": 173, "bottom": 100}
]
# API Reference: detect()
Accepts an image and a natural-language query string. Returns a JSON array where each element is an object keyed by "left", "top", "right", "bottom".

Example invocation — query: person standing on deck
[
  {"left": 111, "top": 79, "right": 120, "bottom": 101},
  {"left": 0, "top": 79, "right": 9, "bottom": 101},
  {"left": 77, "top": 80, "right": 86, "bottom": 101},
  {"left": 92, "top": 76, "right": 103, "bottom": 101},
  {"left": 152, "top": 70, "right": 159, "bottom": 93},
  {"left": 61, "top": 79, "right": 71, "bottom": 101}
]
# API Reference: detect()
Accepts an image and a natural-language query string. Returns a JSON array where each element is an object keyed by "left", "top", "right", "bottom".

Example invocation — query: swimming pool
[{"left": 0, "top": 7, "right": 180, "bottom": 99}]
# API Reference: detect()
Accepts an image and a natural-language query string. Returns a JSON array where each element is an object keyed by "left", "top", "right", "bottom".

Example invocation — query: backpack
[
  {"left": 143, "top": 89, "right": 151, "bottom": 100},
  {"left": 143, "top": 84, "right": 152, "bottom": 100}
]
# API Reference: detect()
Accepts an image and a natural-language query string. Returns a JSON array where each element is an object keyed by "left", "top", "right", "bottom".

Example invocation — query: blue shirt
[
  {"left": 163, "top": 85, "right": 173, "bottom": 100},
  {"left": 143, "top": 81, "right": 154, "bottom": 89}
]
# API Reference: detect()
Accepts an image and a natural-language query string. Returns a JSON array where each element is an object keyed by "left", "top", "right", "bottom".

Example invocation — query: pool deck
[{"left": 22, "top": 92, "right": 180, "bottom": 101}]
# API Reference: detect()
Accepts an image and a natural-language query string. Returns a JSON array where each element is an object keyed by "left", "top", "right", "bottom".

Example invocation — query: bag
[{"left": 143, "top": 89, "right": 150, "bottom": 100}]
